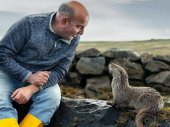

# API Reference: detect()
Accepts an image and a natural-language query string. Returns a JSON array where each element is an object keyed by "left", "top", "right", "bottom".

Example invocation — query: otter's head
[{"left": 108, "top": 63, "right": 128, "bottom": 79}]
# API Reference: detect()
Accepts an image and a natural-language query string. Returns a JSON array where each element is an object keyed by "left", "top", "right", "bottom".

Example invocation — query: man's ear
[{"left": 61, "top": 17, "right": 69, "bottom": 25}]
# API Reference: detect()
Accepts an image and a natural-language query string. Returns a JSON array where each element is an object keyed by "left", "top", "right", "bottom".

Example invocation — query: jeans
[{"left": 0, "top": 69, "right": 61, "bottom": 125}]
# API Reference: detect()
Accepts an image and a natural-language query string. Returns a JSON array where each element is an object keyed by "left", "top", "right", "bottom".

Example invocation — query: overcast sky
[{"left": 0, "top": 0, "right": 170, "bottom": 41}]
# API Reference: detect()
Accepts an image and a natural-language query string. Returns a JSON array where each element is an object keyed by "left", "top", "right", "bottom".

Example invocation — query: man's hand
[
  {"left": 27, "top": 71, "right": 50, "bottom": 86},
  {"left": 11, "top": 85, "right": 40, "bottom": 104}
]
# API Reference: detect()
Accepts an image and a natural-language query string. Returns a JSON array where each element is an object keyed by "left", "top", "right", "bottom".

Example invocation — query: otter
[{"left": 108, "top": 63, "right": 164, "bottom": 127}]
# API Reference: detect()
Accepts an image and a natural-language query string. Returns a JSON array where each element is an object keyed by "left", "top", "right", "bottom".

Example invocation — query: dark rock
[
  {"left": 145, "top": 60, "right": 170, "bottom": 72},
  {"left": 47, "top": 97, "right": 121, "bottom": 127},
  {"left": 140, "top": 53, "right": 154, "bottom": 64},
  {"left": 85, "top": 76, "right": 111, "bottom": 98},
  {"left": 68, "top": 72, "right": 82, "bottom": 86},
  {"left": 103, "top": 48, "right": 140, "bottom": 61},
  {"left": 111, "top": 59, "right": 144, "bottom": 80},
  {"left": 76, "top": 57, "right": 105, "bottom": 75},
  {"left": 76, "top": 48, "right": 101, "bottom": 58},
  {"left": 145, "top": 71, "right": 170, "bottom": 87},
  {"left": 154, "top": 55, "right": 170, "bottom": 64}
]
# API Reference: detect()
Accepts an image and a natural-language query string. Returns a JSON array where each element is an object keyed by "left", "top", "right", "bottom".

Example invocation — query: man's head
[{"left": 52, "top": 1, "right": 89, "bottom": 40}]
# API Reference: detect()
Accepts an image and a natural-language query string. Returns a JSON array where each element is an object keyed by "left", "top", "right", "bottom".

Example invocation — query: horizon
[
  {"left": 79, "top": 38, "right": 170, "bottom": 42},
  {"left": 0, "top": 0, "right": 170, "bottom": 41}
]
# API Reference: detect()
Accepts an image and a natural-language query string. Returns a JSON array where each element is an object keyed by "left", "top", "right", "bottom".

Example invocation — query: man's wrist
[
  {"left": 28, "top": 84, "right": 40, "bottom": 93},
  {"left": 23, "top": 72, "right": 32, "bottom": 83}
]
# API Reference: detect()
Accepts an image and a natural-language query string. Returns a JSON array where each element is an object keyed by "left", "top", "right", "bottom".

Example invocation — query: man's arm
[
  {"left": 42, "top": 50, "right": 76, "bottom": 90},
  {"left": 39, "top": 36, "right": 80, "bottom": 90},
  {"left": 0, "top": 17, "right": 32, "bottom": 82},
  {"left": 11, "top": 84, "right": 40, "bottom": 104}
]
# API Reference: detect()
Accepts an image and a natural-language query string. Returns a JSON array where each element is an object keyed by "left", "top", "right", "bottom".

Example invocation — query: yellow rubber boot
[
  {"left": 20, "top": 114, "right": 44, "bottom": 127},
  {"left": 0, "top": 118, "right": 19, "bottom": 127}
]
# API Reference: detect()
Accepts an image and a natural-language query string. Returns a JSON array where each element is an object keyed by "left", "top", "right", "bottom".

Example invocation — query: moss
[
  {"left": 97, "top": 87, "right": 113, "bottom": 100},
  {"left": 116, "top": 111, "right": 135, "bottom": 126},
  {"left": 115, "top": 107, "right": 170, "bottom": 126},
  {"left": 143, "top": 107, "right": 170, "bottom": 127},
  {"left": 60, "top": 85, "right": 85, "bottom": 99},
  {"left": 60, "top": 85, "right": 113, "bottom": 100},
  {"left": 158, "top": 107, "right": 170, "bottom": 122},
  {"left": 149, "top": 121, "right": 160, "bottom": 127}
]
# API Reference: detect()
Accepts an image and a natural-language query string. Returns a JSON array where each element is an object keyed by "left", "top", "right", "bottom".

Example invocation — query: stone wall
[{"left": 62, "top": 48, "right": 170, "bottom": 96}]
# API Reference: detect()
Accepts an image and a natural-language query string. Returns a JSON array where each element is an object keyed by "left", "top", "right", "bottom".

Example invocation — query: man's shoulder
[
  {"left": 22, "top": 12, "right": 53, "bottom": 22},
  {"left": 19, "top": 12, "right": 54, "bottom": 26},
  {"left": 24, "top": 12, "right": 52, "bottom": 19},
  {"left": 27, "top": 12, "right": 52, "bottom": 18}
]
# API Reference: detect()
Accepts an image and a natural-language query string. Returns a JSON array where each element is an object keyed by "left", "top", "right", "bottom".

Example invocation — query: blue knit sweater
[{"left": 0, "top": 12, "right": 80, "bottom": 89}]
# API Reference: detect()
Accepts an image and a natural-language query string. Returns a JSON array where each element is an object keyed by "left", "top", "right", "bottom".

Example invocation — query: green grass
[{"left": 77, "top": 39, "right": 170, "bottom": 55}]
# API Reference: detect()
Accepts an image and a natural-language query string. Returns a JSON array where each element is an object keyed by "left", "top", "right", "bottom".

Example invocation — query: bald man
[{"left": 0, "top": 1, "right": 89, "bottom": 127}]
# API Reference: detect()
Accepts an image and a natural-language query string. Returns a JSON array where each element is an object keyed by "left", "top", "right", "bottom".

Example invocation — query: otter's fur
[{"left": 109, "top": 63, "right": 164, "bottom": 127}]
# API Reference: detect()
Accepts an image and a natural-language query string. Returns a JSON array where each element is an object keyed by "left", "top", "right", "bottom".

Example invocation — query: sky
[{"left": 0, "top": 0, "right": 170, "bottom": 41}]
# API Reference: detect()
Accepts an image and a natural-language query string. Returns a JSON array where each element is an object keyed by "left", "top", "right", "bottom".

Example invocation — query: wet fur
[{"left": 109, "top": 63, "right": 164, "bottom": 127}]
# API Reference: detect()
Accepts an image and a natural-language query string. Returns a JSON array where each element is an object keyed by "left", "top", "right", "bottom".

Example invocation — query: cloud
[
  {"left": 0, "top": 0, "right": 169, "bottom": 41},
  {"left": 108, "top": 0, "right": 154, "bottom": 4},
  {"left": 0, "top": 0, "right": 62, "bottom": 14}
]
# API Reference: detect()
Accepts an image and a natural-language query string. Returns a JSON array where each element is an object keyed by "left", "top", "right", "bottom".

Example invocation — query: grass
[
  {"left": 116, "top": 107, "right": 170, "bottom": 127},
  {"left": 77, "top": 39, "right": 170, "bottom": 55}
]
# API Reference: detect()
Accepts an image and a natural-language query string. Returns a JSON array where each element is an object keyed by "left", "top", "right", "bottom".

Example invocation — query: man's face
[{"left": 62, "top": 16, "right": 88, "bottom": 40}]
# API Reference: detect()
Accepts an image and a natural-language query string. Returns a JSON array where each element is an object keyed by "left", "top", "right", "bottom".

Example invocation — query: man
[{"left": 0, "top": 1, "right": 89, "bottom": 127}]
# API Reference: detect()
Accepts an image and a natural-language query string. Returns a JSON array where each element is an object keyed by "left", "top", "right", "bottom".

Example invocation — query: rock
[
  {"left": 145, "top": 60, "right": 170, "bottom": 72},
  {"left": 85, "top": 76, "right": 111, "bottom": 98},
  {"left": 48, "top": 97, "right": 121, "bottom": 127},
  {"left": 76, "top": 57, "right": 105, "bottom": 75},
  {"left": 103, "top": 48, "right": 140, "bottom": 61},
  {"left": 111, "top": 59, "right": 144, "bottom": 80},
  {"left": 146, "top": 71, "right": 170, "bottom": 87},
  {"left": 14, "top": 97, "right": 170, "bottom": 127},
  {"left": 76, "top": 48, "right": 101, "bottom": 58},
  {"left": 68, "top": 72, "right": 82, "bottom": 86},
  {"left": 140, "top": 53, "right": 154, "bottom": 64},
  {"left": 154, "top": 55, "right": 170, "bottom": 64}
]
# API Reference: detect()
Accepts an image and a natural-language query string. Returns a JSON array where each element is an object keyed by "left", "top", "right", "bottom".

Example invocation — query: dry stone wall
[{"left": 62, "top": 48, "right": 170, "bottom": 96}]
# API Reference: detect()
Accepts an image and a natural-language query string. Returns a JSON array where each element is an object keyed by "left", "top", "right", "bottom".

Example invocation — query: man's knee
[
  {"left": 38, "top": 84, "right": 61, "bottom": 108},
  {"left": 46, "top": 85, "right": 61, "bottom": 106}
]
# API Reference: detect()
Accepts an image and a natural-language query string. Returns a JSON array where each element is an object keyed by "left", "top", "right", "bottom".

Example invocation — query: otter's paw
[{"left": 107, "top": 102, "right": 115, "bottom": 107}]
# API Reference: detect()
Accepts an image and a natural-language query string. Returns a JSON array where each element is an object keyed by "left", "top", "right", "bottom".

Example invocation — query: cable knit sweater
[{"left": 0, "top": 12, "right": 80, "bottom": 89}]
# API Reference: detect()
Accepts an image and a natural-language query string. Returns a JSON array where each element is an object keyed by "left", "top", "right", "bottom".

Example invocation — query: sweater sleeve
[
  {"left": 41, "top": 36, "right": 80, "bottom": 89},
  {"left": 41, "top": 51, "right": 75, "bottom": 89},
  {"left": 0, "top": 17, "right": 32, "bottom": 82}
]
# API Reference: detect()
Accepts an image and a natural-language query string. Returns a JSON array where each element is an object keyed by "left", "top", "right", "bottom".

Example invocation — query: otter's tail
[{"left": 135, "top": 107, "right": 150, "bottom": 127}]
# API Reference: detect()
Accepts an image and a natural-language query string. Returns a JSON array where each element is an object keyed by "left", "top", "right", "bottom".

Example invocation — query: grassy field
[{"left": 77, "top": 39, "right": 170, "bottom": 55}]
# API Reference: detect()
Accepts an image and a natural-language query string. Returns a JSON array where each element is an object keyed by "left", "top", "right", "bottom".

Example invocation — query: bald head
[{"left": 58, "top": 1, "right": 89, "bottom": 23}]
